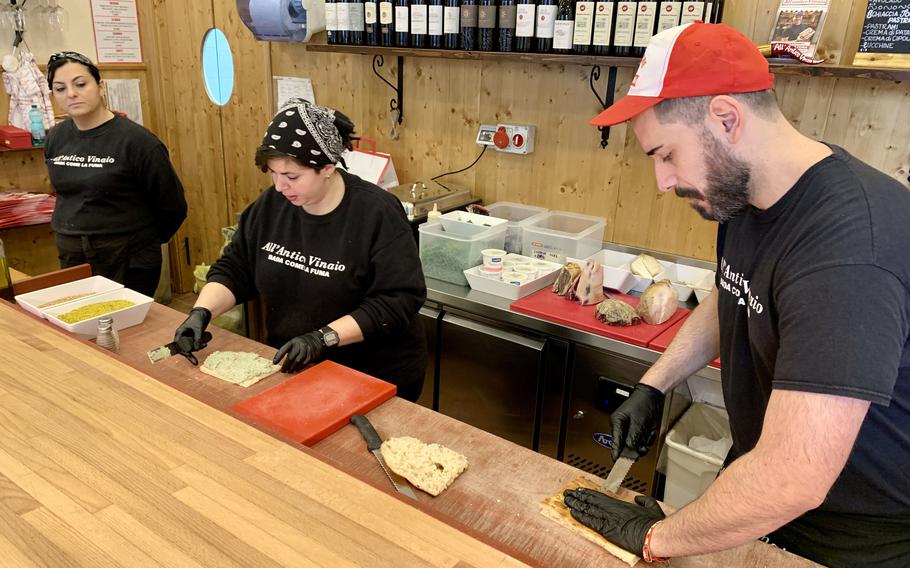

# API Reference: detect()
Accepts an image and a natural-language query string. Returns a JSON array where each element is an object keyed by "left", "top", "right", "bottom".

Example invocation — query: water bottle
[
  {"left": 29, "top": 105, "right": 46, "bottom": 147},
  {"left": 96, "top": 317, "right": 120, "bottom": 353}
]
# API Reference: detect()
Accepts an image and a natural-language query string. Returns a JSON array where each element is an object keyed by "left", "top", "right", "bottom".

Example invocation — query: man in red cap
[{"left": 563, "top": 22, "right": 910, "bottom": 567}]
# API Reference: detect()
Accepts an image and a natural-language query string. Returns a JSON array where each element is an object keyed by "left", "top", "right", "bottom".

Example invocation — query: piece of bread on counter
[{"left": 380, "top": 436, "right": 468, "bottom": 496}]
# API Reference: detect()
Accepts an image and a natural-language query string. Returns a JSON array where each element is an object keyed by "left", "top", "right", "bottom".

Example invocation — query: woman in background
[
  {"left": 44, "top": 51, "right": 186, "bottom": 296},
  {"left": 173, "top": 99, "right": 427, "bottom": 401}
]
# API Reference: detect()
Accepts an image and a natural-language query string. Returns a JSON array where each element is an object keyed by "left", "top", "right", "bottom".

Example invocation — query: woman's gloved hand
[
  {"left": 273, "top": 331, "right": 326, "bottom": 374},
  {"left": 563, "top": 488, "right": 666, "bottom": 556},
  {"left": 610, "top": 383, "right": 665, "bottom": 461},
  {"left": 173, "top": 307, "right": 212, "bottom": 364}
]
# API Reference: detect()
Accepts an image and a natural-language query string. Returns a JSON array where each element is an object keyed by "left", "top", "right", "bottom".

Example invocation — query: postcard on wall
[
  {"left": 274, "top": 77, "right": 316, "bottom": 112},
  {"left": 769, "top": 0, "right": 830, "bottom": 58}
]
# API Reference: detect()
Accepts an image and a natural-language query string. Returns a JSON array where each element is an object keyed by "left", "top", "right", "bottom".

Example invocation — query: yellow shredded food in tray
[
  {"left": 57, "top": 300, "right": 136, "bottom": 324},
  {"left": 38, "top": 292, "right": 94, "bottom": 308}
]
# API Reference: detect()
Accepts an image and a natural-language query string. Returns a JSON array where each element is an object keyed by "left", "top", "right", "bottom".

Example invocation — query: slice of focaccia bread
[
  {"left": 380, "top": 436, "right": 468, "bottom": 496},
  {"left": 200, "top": 351, "right": 280, "bottom": 387}
]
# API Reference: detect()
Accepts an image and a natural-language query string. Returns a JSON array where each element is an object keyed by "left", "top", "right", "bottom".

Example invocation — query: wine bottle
[
  {"left": 350, "top": 0, "right": 366, "bottom": 44},
  {"left": 429, "top": 0, "right": 444, "bottom": 47},
  {"left": 478, "top": 0, "right": 497, "bottom": 51},
  {"left": 573, "top": 0, "right": 594, "bottom": 54},
  {"left": 499, "top": 0, "right": 516, "bottom": 51},
  {"left": 411, "top": 0, "right": 429, "bottom": 47},
  {"left": 380, "top": 0, "right": 395, "bottom": 45},
  {"left": 709, "top": 0, "right": 723, "bottom": 23},
  {"left": 679, "top": 1, "right": 703, "bottom": 25},
  {"left": 591, "top": 0, "right": 614, "bottom": 54},
  {"left": 613, "top": 1, "right": 636, "bottom": 56},
  {"left": 395, "top": 0, "right": 410, "bottom": 46},
  {"left": 632, "top": 1, "right": 656, "bottom": 56},
  {"left": 656, "top": 1, "right": 680, "bottom": 33},
  {"left": 553, "top": 0, "right": 574, "bottom": 53},
  {"left": 514, "top": 0, "right": 535, "bottom": 52},
  {"left": 365, "top": 0, "right": 379, "bottom": 44},
  {"left": 444, "top": 0, "right": 460, "bottom": 48},
  {"left": 535, "top": 0, "right": 557, "bottom": 52},
  {"left": 461, "top": 0, "right": 478, "bottom": 50},
  {"left": 337, "top": 0, "right": 352, "bottom": 44},
  {"left": 326, "top": 0, "right": 338, "bottom": 44}
]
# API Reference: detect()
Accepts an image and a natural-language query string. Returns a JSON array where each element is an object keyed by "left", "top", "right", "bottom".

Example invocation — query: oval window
[{"left": 201, "top": 28, "right": 234, "bottom": 106}]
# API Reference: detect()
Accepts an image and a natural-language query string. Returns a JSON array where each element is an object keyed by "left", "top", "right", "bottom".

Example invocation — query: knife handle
[{"left": 350, "top": 414, "right": 382, "bottom": 451}]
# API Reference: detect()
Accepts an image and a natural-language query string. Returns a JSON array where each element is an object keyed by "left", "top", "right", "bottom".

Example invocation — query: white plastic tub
[
  {"left": 43, "top": 288, "right": 154, "bottom": 339},
  {"left": 521, "top": 211, "right": 606, "bottom": 264},
  {"left": 663, "top": 403, "right": 732, "bottom": 508},
  {"left": 483, "top": 202, "right": 549, "bottom": 254},
  {"left": 438, "top": 210, "right": 508, "bottom": 234},
  {"left": 464, "top": 254, "right": 562, "bottom": 300},
  {"left": 576, "top": 250, "right": 639, "bottom": 294},
  {"left": 419, "top": 221, "right": 508, "bottom": 286},
  {"left": 14, "top": 276, "right": 124, "bottom": 319}
]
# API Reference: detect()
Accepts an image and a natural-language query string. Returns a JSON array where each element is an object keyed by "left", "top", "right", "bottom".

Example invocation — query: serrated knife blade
[
  {"left": 350, "top": 414, "right": 418, "bottom": 500},
  {"left": 603, "top": 456, "right": 635, "bottom": 493}
]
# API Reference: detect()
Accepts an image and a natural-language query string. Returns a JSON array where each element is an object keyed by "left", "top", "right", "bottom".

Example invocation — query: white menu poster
[{"left": 91, "top": 0, "right": 143, "bottom": 64}]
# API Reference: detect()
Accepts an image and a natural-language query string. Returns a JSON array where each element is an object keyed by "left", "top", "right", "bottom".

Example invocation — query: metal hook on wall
[
  {"left": 589, "top": 65, "right": 618, "bottom": 149},
  {"left": 372, "top": 54, "right": 404, "bottom": 138}
]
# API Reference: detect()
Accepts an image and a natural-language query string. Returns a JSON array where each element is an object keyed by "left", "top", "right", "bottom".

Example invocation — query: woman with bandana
[
  {"left": 173, "top": 99, "right": 428, "bottom": 401},
  {"left": 44, "top": 51, "right": 187, "bottom": 297}
]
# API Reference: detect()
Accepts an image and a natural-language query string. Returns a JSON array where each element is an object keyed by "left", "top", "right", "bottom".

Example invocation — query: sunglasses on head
[{"left": 48, "top": 51, "right": 95, "bottom": 68}]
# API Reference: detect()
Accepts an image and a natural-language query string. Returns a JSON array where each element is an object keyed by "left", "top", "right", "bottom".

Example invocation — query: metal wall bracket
[
  {"left": 589, "top": 65, "right": 618, "bottom": 149},
  {"left": 372, "top": 54, "right": 404, "bottom": 136}
]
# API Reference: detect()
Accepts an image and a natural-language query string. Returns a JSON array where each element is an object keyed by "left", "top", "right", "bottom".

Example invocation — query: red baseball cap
[{"left": 591, "top": 22, "right": 774, "bottom": 127}]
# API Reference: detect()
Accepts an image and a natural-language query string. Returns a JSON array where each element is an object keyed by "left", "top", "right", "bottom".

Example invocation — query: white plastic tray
[
  {"left": 583, "top": 249, "right": 716, "bottom": 302},
  {"left": 43, "top": 288, "right": 154, "bottom": 339},
  {"left": 14, "top": 276, "right": 124, "bottom": 319},
  {"left": 464, "top": 254, "right": 562, "bottom": 300}
]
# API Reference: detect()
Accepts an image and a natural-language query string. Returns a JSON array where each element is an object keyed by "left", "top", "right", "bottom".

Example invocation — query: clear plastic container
[
  {"left": 419, "top": 221, "right": 508, "bottom": 286},
  {"left": 484, "top": 201, "right": 549, "bottom": 254},
  {"left": 521, "top": 211, "right": 606, "bottom": 264}
]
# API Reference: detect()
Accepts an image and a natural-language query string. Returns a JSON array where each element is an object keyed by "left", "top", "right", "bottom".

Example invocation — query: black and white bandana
[{"left": 262, "top": 98, "right": 347, "bottom": 168}]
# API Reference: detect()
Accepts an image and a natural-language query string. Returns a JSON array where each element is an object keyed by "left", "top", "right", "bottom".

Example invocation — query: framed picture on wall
[{"left": 769, "top": 0, "right": 830, "bottom": 58}]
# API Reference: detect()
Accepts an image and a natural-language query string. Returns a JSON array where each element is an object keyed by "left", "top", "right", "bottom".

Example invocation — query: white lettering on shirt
[
  {"left": 261, "top": 242, "right": 346, "bottom": 278},
  {"left": 719, "top": 257, "right": 765, "bottom": 317}
]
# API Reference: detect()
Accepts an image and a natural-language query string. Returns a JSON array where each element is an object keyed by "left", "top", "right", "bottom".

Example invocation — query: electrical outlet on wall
[{"left": 493, "top": 124, "right": 535, "bottom": 155}]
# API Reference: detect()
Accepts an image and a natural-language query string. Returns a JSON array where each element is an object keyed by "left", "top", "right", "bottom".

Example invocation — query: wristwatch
[{"left": 319, "top": 326, "right": 340, "bottom": 347}]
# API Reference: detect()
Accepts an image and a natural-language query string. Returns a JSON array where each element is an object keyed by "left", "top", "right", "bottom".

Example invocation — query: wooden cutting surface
[
  {"left": 0, "top": 300, "right": 528, "bottom": 568},
  {"left": 4, "top": 300, "right": 822, "bottom": 568}
]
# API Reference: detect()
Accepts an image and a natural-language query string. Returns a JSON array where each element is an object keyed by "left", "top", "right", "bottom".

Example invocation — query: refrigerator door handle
[{"left": 442, "top": 312, "right": 546, "bottom": 352}]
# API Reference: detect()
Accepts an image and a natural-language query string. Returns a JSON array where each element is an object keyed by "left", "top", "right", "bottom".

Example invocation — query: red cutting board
[
  {"left": 510, "top": 288, "right": 689, "bottom": 347},
  {"left": 231, "top": 360, "right": 396, "bottom": 446},
  {"left": 649, "top": 315, "right": 721, "bottom": 368}
]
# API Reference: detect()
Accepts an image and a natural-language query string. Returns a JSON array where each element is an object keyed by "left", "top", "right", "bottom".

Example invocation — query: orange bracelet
[{"left": 642, "top": 521, "right": 671, "bottom": 564}]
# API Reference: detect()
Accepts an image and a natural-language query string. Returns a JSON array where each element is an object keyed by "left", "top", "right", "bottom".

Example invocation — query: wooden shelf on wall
[
  {"left": 0, "top": 146, "right": 44, "bottom": 153},
  {"left": 306, "top": 43, "right": 910, "bottom": 81}
]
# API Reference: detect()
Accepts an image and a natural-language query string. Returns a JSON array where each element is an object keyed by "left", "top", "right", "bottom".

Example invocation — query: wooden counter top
[{"left": 3, "top": 300, "right": 822, "bottom": 567}]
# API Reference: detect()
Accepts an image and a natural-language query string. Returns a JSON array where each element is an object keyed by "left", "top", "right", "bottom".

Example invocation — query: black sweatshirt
[
  {"left": 207, "top": 170, "right": 427, "bottom": 389},
  {"left": 45, "top": 114, "right": 187, "bottom": 243}
]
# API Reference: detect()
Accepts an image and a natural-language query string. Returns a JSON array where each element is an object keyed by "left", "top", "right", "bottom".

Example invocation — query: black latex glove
[
  {"left": 564, "top": 488, "right": 666, "bottom": 556},
  {"left": 273, "top": 330, "right": 326, "bottom": 374},
  {"left": 173, "top": 307, "right": 212, "bottom": 364},
  {"left": 611, "top": 383, "right": 665, "bottom": 461}
]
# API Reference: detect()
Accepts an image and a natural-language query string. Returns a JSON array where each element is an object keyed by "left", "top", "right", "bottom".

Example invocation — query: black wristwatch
[{"left": 319, "top": 326, "right": 339, "bottom": 347}]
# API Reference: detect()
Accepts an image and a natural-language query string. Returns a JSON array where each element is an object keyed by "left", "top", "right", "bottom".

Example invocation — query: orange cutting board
[{"left": 231, "top": 360, "right": 397, "bottom": 446}]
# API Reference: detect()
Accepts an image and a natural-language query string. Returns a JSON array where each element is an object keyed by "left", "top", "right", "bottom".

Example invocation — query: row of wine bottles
[{"left": 325, "top": 0, "right": 724, "bottom": 55}]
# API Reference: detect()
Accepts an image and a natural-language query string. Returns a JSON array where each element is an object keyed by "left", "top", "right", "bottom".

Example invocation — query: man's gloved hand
[
  {"left": 611, "top": 383, "right": 665, "bottom": 462},
  {"left": 273, "top": 331, "right": 326, "bottom": 374},
  {"left": 173, "top": 307, "right": 213, "bottom": 365},
  {"left": 563, "top": 488, "right": 665, "bottom": 556}
]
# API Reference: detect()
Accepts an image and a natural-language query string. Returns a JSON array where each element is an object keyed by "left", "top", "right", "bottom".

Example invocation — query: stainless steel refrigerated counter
[{"left": 419, "top": 247, "right": 721, "bottom": 498}]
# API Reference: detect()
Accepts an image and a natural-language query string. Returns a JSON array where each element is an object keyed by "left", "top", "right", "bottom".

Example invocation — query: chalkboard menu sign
[{"left": 857, "top": 0, "right": 910, "bottom": 57}]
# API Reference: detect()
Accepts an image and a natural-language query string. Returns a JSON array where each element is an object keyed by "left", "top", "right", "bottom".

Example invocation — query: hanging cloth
[{"left": 2, "top": 49, "right": 54, "bottom": 131}]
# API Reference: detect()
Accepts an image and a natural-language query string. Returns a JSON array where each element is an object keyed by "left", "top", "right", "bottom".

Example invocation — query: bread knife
[
  {"left": 603, "top": 451, "right": 637, "bottom": 493},
  {"left": 350, "top": 414, "right": 418, "bottom": 500}
]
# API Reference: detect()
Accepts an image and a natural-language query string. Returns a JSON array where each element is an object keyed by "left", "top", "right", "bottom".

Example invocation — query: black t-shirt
[
  {"left": 45, "top": 114, "right": 187, "bottom": 243},
  {"left": 207, "top": 169, "right": 427, "bottom": 389},
  {"left": 716, "top": 146, "right": 910, "bottom": 567}
]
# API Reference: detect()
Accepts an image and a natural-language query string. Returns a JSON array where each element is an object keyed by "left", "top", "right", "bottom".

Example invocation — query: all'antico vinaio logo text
[
  {"left": 261, "top": 242, "right": 346, "bottom": 278},
  {"left": 719, "top": 258, "right": 765, "bottom": 317}
]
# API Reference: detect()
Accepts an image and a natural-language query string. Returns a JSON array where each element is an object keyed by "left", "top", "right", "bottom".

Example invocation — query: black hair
[
  {"left": 46, "top": 51, "right": 102, "bottom": 88},
  {"left": 254, "top": 109, "right": 359, "bottom": 172},
  {"left": 653, "top": 89, "right": 779, "bottom": 125}
]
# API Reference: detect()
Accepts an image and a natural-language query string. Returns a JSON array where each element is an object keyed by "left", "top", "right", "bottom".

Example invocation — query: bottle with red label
[
  {"left": 535, "top": 0, "right": 558, "bottom": 52},
  {"left": 573, "top": 0, "right": 594, "bottom": 53},
  {"left": 612, "top": 1, "right": 636, "bottom": 56},
  {"left": 679, "top": 1, "right": 704, "bottom": 25},
  {"left": 591, "top": 0, "right": 614, "bottom": 54},
  {"left": 515, "top": 0, "right": 536, "bottom": 51},
  {"left": 656, "top": 1, "right": 680, "bottom": 33},
  {"left": 632, "top": 1, "right": 656, "bottom": 56}
]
